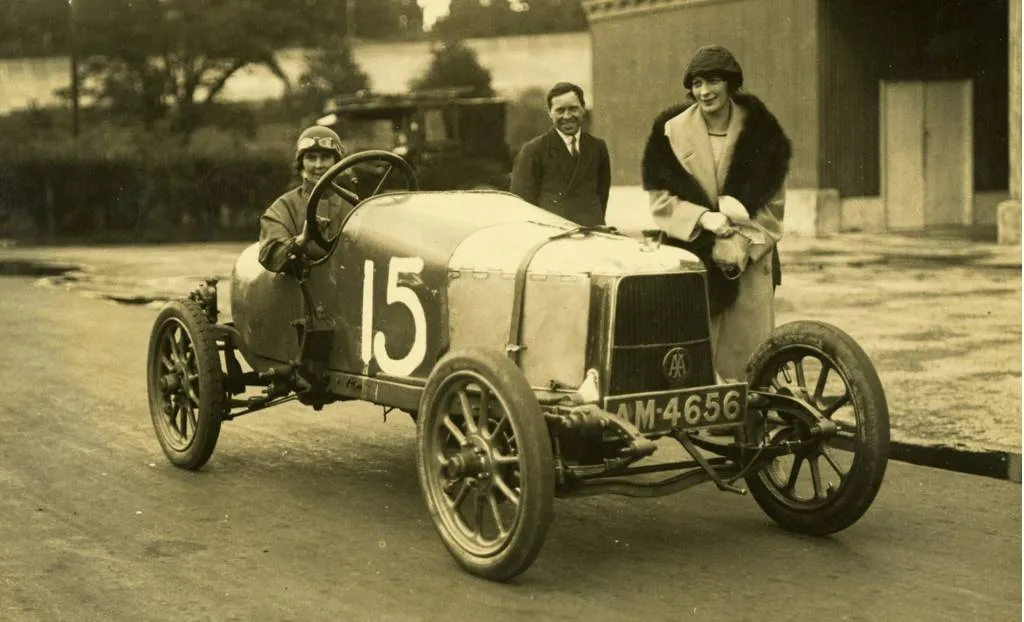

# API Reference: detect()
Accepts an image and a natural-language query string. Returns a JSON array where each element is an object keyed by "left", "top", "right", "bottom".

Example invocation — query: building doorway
[{"left": 881, "top": 80, "right": 973, "bottom": 230}]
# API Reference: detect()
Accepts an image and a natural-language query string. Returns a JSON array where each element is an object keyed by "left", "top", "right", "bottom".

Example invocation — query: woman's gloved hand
[{"left": 699, "top": 210, "right": 734, "bottom": 237}]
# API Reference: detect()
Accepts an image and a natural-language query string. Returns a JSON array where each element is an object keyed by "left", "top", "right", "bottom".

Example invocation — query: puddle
[
  {"left": 0, "top": 259, "right": 79, "bottom": 277},
  {"left": 3, "top": 258, "right": 185, "bottom": 307},
  {"left": 848, "top": 253, "right": 1019, "bottom": 270},
  {"left": 101, "top": 293, "right": 166, "bottom": 306}
]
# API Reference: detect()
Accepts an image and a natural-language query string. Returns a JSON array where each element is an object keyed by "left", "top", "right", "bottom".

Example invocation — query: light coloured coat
[{"left": 645, "top": 98, "right": 789, "bottom": 380}]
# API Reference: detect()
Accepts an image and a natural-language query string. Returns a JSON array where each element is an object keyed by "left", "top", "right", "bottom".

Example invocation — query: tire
[
  {"left": 416, "top": 348, "right": 555, "bottom": 581},
  {"left": 743, "top": 321, "right": 890, "bottom": 536},
  {"left": 146, "top": 299, "right": 226, "bottom": 470}
]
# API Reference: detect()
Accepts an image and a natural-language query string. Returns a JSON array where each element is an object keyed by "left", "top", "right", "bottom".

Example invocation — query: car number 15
[{"left": 361, "top": 257, "right": 427, "bottom": 377}]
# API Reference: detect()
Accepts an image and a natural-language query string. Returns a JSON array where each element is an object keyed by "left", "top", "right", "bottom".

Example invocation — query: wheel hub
[
  {"left": 160, "top": 373, "right": 182, "bottom": 393},
  {"left": 444, "top": 435, "right": 495, "bottom": 487}
]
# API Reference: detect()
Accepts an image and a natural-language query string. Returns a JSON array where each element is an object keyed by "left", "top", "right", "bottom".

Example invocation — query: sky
[{"left": 418, "top": 0, "right": 452, "bottom": 30}]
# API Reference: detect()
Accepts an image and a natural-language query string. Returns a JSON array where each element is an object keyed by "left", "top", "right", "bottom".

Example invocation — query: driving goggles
[{"left": 297, "top": 136, "right": 345, "bottom": 153}]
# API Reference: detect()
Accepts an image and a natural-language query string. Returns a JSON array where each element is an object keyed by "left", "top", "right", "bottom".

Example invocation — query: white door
[{"left": 881, "top": 80, "right": 973, "bottom": 230}]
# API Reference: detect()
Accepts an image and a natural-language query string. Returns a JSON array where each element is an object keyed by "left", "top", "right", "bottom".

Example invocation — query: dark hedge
[{"left": 0, "top": 153, "right": 295, "bottom": 244}]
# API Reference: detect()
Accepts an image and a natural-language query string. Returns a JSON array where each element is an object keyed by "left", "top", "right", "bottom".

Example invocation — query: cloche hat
[{"left": 683, "top": 45, "right": 744, "bottom": 89}]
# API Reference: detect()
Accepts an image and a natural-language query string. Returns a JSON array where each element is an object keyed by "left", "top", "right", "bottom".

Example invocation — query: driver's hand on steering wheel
[
  {"left": 292, "top": 221, "right": 310, "bottom": 255},
  {"left": 291, "top": 220, "right": 330, "bottom": 262}
]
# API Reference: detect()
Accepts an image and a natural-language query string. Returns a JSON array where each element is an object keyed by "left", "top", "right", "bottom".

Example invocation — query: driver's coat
[{"left": 258, "top": 181, "right": 354, "bottom": 272}]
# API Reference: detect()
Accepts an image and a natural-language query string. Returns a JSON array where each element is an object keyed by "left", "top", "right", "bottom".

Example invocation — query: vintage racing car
[{"left": 146, "top": 150, "right": 891, "bottom": 581}]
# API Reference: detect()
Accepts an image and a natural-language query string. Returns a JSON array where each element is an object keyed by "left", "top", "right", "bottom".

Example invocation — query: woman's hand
[
  {"left": 718, "top": 195, "right": 749, "bottom": 222},
  {"left": 699, "top": 210, "right": 734, "bottom": 237}
]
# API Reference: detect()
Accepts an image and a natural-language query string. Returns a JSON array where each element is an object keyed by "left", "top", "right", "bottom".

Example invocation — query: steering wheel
[{"left": 304, "top": 149, "right": 419, "bottom": 250}]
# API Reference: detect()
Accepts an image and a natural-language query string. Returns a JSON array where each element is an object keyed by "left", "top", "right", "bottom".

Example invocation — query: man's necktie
[{"left": 569, "top": 136, "right": 578, "bottom": 159}]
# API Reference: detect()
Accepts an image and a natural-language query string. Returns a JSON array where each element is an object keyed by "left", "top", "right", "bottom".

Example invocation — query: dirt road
[{"left": 0, "top": 276, "right": 1019, "bottom": 621}]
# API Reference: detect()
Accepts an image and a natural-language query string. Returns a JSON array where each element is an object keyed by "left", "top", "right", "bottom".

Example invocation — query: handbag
[{"left": 711, "top": 231, "right": 752, "bottom": 280}]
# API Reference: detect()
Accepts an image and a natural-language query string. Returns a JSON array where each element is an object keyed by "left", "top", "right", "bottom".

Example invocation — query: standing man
[{"left": 510, "top": 82, "right": 611, "bottom": 226}]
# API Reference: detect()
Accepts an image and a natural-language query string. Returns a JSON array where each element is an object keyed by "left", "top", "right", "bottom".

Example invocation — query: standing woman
[{"left": 641, "top": 45, "right": 792, "bottom": 381}]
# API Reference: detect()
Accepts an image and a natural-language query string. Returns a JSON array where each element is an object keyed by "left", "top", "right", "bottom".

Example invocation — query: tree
[
  {"left": 294, "top": 36, "right": 371, "bottom": 114},
  {"left": 410, "top": 39, "right": 494, "bottom": 97},
  {"left": 68, "top": 0, "right": 335, "bottom": 135},
  {"left": 514, "top": 0, "right": 588, "bottom": 34},
  {"left": 431, "top": 0, "right": 516, "bottom": 39},
  {"left": 431, "top": 0, "right": 588, "bottom": 39},
  {"left": 351, "top": 0, "right": 424, "bottom": 40},
  {"left": 0, "top": 0, "right": 69, "bottom": 57}
]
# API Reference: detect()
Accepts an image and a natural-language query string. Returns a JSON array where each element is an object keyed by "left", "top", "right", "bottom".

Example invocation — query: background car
[{"left": 315, "top": 88, "right": 512, "bottom": 193}]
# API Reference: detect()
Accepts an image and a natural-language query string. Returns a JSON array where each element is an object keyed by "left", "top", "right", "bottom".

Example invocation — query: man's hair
[{"left": 546, "top": 82, "right": 586, "bottom": 109}]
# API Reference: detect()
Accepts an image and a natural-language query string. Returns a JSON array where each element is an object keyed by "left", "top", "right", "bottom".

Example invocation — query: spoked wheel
[
  {"left": 146, "top": 299, "right": 226, "bottom": 470},
  {"left": 744, "top": 321, "right": 890, "bottom": 536},
  {"left": 416, "top": 349, "right": 555, "bottom": 581}
]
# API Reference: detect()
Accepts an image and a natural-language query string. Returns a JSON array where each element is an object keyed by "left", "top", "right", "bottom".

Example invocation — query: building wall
[
  {"left": 587, "top": 0, "right": 1010, "bottom": 202},
  {"left": 1010, "top": 0, "right": 1021, "bottom": 200},
  {"left": 818, "top": 0, "right": 1009, "bottom": 197},
  {"left": 587, "top": 0, "right": 821, "bottom": 189},
  {"left": 817, "top": 1, "right": 880, "bottom": 197}
]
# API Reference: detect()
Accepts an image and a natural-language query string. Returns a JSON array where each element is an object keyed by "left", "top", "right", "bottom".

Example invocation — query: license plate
[{"left": 604, "top": 383, "right": 748, "bottom": 435}]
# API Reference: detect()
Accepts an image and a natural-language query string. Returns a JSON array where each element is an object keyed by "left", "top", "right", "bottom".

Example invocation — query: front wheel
[
  {"left": 744, "top": 321, "right": 890, "bottom": 536},
  {"left": 146, "top": 299, "right": 226, "bottom": 470},
  {"left": 416, "top": 348, "right": 555, "bottom": 581}
]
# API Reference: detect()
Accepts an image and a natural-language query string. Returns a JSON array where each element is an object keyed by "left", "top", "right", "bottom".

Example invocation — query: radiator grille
[{"left": 608, "top": 273, "right": 716, "bottom": 394}]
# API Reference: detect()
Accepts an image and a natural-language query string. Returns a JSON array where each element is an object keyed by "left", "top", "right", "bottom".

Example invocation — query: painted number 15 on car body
[{"left": 361, "top": 257, "right": 427, "bottom": 377}]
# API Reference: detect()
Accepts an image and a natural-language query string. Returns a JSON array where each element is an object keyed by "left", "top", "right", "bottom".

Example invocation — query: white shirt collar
[{"left": 555, "top": 128, "right": 582, "bottom": 153}]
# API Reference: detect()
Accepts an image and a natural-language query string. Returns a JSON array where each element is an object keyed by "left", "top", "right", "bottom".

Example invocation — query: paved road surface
[{"left": 0, "top": 276, "right": 1019, "bottom": 621}]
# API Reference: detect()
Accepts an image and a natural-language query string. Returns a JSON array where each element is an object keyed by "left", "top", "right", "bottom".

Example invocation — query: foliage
[
  {"left": 0, "top": 152, "right": 293, "bottom": 243},
  {"left": 0, "top": 88, "right": 545, "bottom": 243},
  {"left": 0, "top": 0, "right": 426, "bottom": 59},
  {"left": 410, "top": 39, "right": 494, "bottom": 97},
  {"left": 293, "top": 36, "right": 371, "bottom": 116},
  {"left": 506, "top": 86, "right": 551, "bottom": 155},
  {"left": 0, "top": 117, "right": 295, "bottom": 244},
  {"left": 431, "top": 0, "right": 588, "bottom": 39},
  {"left": 62, "top": 0, "right": 343, "bottom": 136},
  {"left": 0, "top": 0, "right": 69, "bottom": 57},
  {"left": 0, "top": 0, "right": 590, "bottom": 62},
  {"left": 349, "top": 0, "right": 424, "bottom": 40}
]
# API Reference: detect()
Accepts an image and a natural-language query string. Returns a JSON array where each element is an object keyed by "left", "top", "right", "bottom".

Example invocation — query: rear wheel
[
  {"left": 744, "top": 321, "right": 889, "bottom": 535},
  {"left": 146, "top": 299, "right": 226, "bottom": 470},
  {"left": 416, "top": 349, "right": 555, "bottom": 581}
]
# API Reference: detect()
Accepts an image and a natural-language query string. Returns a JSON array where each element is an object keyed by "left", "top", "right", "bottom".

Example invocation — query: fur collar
[
  {"left": 641, "top": 93, "right": 791, "bottom": 217},
  {"left": 640, "top": 93, "right": 791, "bottom": 315}
]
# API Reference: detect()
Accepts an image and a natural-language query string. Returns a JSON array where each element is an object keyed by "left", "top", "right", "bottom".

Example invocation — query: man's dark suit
[{"left": 509, "top": 129, "right": 611, "bottom": 226}]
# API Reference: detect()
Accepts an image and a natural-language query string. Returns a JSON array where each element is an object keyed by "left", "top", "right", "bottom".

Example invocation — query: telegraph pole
[
  {"left": 69, "top": 0, "right": 80, "bottom": 139},
  {"left": 346, "top": 0, "right": 356, "bottom": 40}
]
